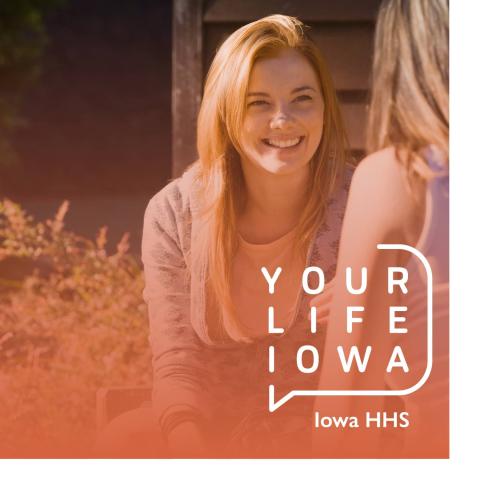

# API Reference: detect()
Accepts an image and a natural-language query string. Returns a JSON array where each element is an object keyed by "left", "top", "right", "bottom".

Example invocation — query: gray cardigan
[{"left": 141, "top": 163, "right": 353, "bottom": 455}]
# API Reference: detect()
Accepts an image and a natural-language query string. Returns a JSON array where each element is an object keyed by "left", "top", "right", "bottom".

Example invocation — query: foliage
[
  {"left": 0, "top": 199, "right": 151, "bottom": 455},
  {"left": 0, "top": 0, "right": 65, "bottom": 165}
]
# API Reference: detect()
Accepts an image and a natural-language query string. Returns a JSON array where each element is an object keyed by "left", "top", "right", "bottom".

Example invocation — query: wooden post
[{"left": 172, "top": 0, "right": 203, "bottom": 178}]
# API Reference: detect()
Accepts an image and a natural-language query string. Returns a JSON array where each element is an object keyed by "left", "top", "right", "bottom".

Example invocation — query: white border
[{"left": 2, "top": 0, "right": 479, "bottom": 477}]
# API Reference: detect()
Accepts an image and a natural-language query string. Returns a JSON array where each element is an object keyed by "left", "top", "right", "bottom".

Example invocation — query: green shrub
[{"left": 0, "top": 199, "right": 151, "bottom": 455}]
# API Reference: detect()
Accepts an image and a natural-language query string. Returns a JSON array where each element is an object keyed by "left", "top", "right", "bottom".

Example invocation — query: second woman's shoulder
[
  {"left": 350, "top": 147, "right": 412, "bottom": 201},
  {"left": 346, "top": 147, "right": 418, "bottom": 231},
  {"left": 338, "top": 148, "right": 407, "bottom": 202}
]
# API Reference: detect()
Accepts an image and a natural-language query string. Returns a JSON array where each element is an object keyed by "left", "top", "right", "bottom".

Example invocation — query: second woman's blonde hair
[
  {"left": 194, "top": 14, "right": 349, "bottom": 342},
  {"left": 367, "top": 0, "right": 449, "bottom": 177}
]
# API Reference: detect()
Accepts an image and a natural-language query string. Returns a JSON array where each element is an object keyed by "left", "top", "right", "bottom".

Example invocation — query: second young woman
[{"left": 312, "top": 0, "right": 449, "bottom": 458}]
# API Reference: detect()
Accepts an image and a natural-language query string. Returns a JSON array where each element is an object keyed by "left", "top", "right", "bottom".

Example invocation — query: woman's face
[{"left": 239, "top": 48, "right": 325, "bottom": 176}]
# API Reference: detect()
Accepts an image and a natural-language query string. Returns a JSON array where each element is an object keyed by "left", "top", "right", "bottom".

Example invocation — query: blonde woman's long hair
[
  {"left": 194, "top": 14, "right": 349, "bottom": 342},
  {"left": 367, "top": 0, "right": 449, "bottom": 178}
]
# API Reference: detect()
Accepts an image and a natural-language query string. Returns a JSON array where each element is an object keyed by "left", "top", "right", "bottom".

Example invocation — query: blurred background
[
  {"left": 0, "top": 0, "right": 382, "bottom": 457},
  {"left": 0, "top": 0, "right": 381, "bottom": 255},
  {"left": 1, "top": 0, "right": 172, "bottom": 254}
]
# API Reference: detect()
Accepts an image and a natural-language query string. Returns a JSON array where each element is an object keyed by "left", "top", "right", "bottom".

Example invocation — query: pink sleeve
[{"left": 141, "top": 191, "right": 212, "bottom": 439}]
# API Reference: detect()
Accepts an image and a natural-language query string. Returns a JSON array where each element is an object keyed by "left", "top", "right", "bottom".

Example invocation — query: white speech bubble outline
[{"left": 269, "top": 243, "right": 433, "bottom": 412}]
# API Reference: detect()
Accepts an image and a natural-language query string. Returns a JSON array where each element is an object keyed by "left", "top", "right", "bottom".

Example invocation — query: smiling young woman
[
  {"left": 195, "top": 17, "right": 350, "bottom": 344},
  {"left": 97, "top": 14, "right": 353, "bottom": 458}
]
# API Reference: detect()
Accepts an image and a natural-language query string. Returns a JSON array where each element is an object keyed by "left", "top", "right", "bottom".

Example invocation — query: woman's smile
[{"left": 262, "top": 136, "right": 305, "bottom": 149}]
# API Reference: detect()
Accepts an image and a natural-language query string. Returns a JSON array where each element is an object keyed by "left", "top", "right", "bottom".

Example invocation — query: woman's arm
[
  {"left": 312, "top": 148, "right": 419, "bottom": 456},
  {"left": 142, "top": 188, "right": 209, "bottom": 456}
]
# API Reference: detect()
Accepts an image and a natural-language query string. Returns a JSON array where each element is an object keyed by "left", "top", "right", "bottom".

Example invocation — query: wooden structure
[{"left": 172, "top": 0, "right": 382, "bottom": 176}]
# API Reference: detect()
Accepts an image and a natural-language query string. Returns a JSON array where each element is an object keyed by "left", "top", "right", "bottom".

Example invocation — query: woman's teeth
[{"left": 264, "top": 136, "right": 302, "bottom": 148}]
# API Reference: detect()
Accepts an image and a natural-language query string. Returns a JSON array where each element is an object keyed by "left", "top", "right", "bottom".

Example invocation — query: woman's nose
[{"left": 270, "top": 106, "right": 292, "bottom": 129}]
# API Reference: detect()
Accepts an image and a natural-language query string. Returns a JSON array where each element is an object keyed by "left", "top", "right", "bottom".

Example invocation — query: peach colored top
[{"left": 229, "top": 228, "right": 305, "bottom": 339}]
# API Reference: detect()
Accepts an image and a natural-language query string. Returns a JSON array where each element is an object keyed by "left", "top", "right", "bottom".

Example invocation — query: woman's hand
[{"left": 309, "top": 277, "right": 335, "bottom": 323}]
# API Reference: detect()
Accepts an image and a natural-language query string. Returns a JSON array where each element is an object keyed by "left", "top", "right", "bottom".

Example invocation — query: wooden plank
[
  {"left": 340, "top": 102, "right": 368, "bottom": 151},
  {"left": 336, "top": 90, "right": 369, "bottom": 104},
  {"left": 203, "top": 24, "right": 232, "bottom": 73},
  {"left": 172, "top": 0, "right": 204, "bottom": 177},
  {"left": 204, "top": 23, "right": 373, "bottom": 91},
  {"left": 204, "top": 0, "right": 382, "bottom": 23},
  {"left": 310, "top": 25, "right": 373, "bottom": 91}
]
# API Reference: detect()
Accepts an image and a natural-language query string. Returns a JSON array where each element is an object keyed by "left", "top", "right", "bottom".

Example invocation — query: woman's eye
[
  {"left": 294, "top": 95, "right": 313, "bottom": 102},
  {"left": 247, "top": 100, "right": 269, "bottom": 107}
]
